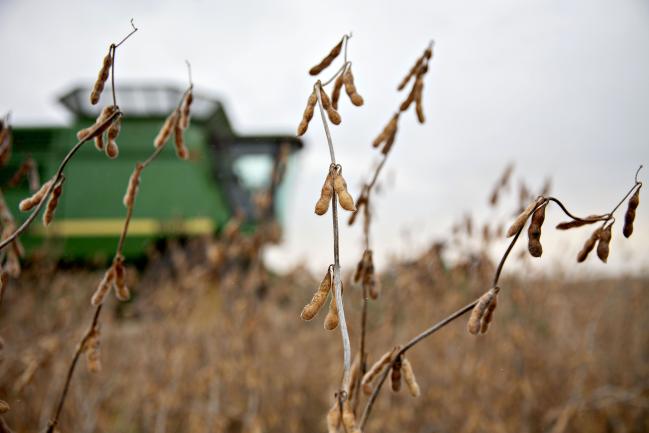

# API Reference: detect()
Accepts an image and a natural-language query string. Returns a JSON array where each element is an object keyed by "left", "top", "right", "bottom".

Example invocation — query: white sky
[{"left": 1, "top": 0, "right": 648, "bottom": 277}]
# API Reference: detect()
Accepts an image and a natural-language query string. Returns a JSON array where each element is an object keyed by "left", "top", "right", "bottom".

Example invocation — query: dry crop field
[{"left": 0, "top": 24, "right": 647, "bottom": 433}]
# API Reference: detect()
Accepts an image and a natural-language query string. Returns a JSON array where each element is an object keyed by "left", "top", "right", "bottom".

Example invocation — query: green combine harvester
[{"left": 3, "top": 85, "right": 302, "bottom": 260}]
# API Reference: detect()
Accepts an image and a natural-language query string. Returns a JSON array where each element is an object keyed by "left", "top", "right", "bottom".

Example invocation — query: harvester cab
[{"left": 4, "top": 85, "right": 302, "bottom": 260}]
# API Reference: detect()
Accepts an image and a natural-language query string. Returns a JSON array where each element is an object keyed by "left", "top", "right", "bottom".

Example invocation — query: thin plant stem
[
  {"left": 314, "top": 81, "right": 352, "bottom": 391},
  {"left": 46, "top": 305, "right": 103, "bottom": 433}
]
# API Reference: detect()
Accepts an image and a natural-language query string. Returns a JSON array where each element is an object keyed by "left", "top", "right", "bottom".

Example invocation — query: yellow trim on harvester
[{"left": 32, "top": 218, "right": 215, "bottom": 237}]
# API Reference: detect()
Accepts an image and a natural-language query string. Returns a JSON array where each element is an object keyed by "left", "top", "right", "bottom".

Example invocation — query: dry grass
[{"left": 0, "top": 241, "right": 647, "bottom": 432}]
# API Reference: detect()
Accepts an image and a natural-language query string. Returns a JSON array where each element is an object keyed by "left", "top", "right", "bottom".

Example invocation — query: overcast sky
[{"left": 1, "top": 0, "right": 648, "bottom": 277}]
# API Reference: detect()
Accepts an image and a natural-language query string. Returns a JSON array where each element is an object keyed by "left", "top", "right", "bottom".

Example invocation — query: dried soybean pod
[
  {"left": 527, "top": 203, "right": 546, "bottom": 257},
  {"left": 94, "top": 134, "right": 105, "bottom": 151},
  {"left": 556, "top": 215, "right": 601, "bottom": 230},
  {"left": 331, "top": 73, "right": 344, "bottom": 110},
  {"left": 381, "top": 122, "right": 398, "bottom": 155},
  {"left": 318, "top": 87, "right": 342, "bottom": 125},
  {"left": 326, "top": 402, "right": 341, "bottom": 433},
  {"left": 577, "top": 227, "right": 602, "bottom": 263},
  {"left": 390, "top": 355, "right": 402, "bottom": 392},
  {"left": 105, "top": 117, "right": 121, "bottom": 159},
  {"left": 353, "top": 254, "right": 365, "bottom": 283},
  {"left": 397, "top": 58, "right": 422, "bottom": 91},
  {"left": 84, "top": 327, "right": 102, "bottom": 373},
  {"left": 361, "top": 349, "right": 394, "bottom": 395},
  {"left": 415, "top": 94, "right": 425, "bottom": 123},
  {"left": 297, "top": 90, "right": 317, "bottom": 136},
  {"left": 342, "top": 68, "right": 364, "bottom": 107},
  {"left": 507, "top": 198, "right": 543, "bottom": 237},
  {"left": 123, "top": 163, "right": 144, "bottom": 208},
  {"left": 91, "top": 267, "right": 115, "bottom": 306},
  {"left": 309, "top": 38, "right": 343, "bottom": 76},
  {"left": 90, "top": 49, "right": 112, "bottom": 105},
  {"left": 315, "top": 170, "right": 334, "bottom": 215},
  {"left": 399, "top": 77, "right": 421, "bottom": 111},
  {"left": 467, "top": 288, "right": 497, "bottom": 335},
  {"left": 402, "top": 358, "right": 420, "bottom": 397},
  {"left": 596, "top": 224, "right": 613, "bottom": 263},
  {"left": 341, "top": 399, "right": 361, "bottom": 433},
  {"left": 333, "top": 170, "right": 356, "bottom": 212},
  {"left": 42, "top": 177, "right": 65, "bottom": 226},
  {"left": 323, "top": 287, "right": 339, "bottom": 330},
  {"left": 479, "top": 294, "right": 498, "bottom": 334},
  {"left": 155, "top": 110, "right": 179, "bottom": 148},
  {"left": 300, "top": 268, "right": 332, "bottom": 320},
  {"left": 174, "top": 122, "right": 189, "bottom": 160},
  {"left": 180, "top": 88, "right": 193, "bottom": 129},
  {"left": 113, "top": 255, "right": 130, "bottom": 301},
  {"left": 623, "top": 187, "right": 640, "bottom": 238},
  {"left": 19, "top": 179, "right": 53, "bottom": 212}
]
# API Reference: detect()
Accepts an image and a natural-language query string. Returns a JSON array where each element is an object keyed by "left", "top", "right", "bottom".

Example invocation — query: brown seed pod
[
  {"left": 84, "top": 327, "right": 102, "bottom": 373},
  {"left": 381, "top": 120, "right": 398, "bottom": 155},
  {"left": 91, "top": 267, "right": 115, "bottom": 306},
  {"left": 362, "top": 250, "right": 378, "bottom": 299},
  {"left": 309, "top": 38, "right": 343, "bottom": 76},
  {"left": 401, "top": 358, "right": 420, "bottom": 397},
  {"left": 506, "top": 198, "right": 543, "bottom": 237},
  {"left": 372, "top": 114, "right": 399, "bottom": 148},
  {"left": 527, "top": 203, "right": 546, "bottom": 257},
  {"left": 105, "top": 117, "right": 121, "bottom": 159},
  {"left": 556, "top": 215, "right": 602, "bottom": 230},
  {"left": 623, "top": 187, "right": 640, "bottom": 238},
  {"left": 400, "top": 76, "right": 422, "bottom": 112},
  {"left": 415, "top": 93, "right": 425, "bottom": 124},
  {"left": 90, "top": 50, "right": 112, "bottom": 105},
  {"left": 341, "top": 399, "right": 361, "bottom": 433},
  {"left": 577, "top": 227, "right": 602, "bottom": 263},
  {"left": 342, "top": 68, "right": 364, "bottom": 107},
  {"left": 19, "top": 179, "right": 53, "bottom": 212},
  {"left": 42, "top": 177, "right": 65, "bottom": 226},
  {"left": 318, "top": 87, "right": 342, "bottom": 125},
  {"left": 155, "top": 110, "right": 179, "bottom": 148},
  {"left": 331, "top": 73, "right": 344, "bottom": 110},
  {"left": 353, "top": 254, "right": 365, "bottom": 283},
  {"left": 467, "top": 287, "right": 499, "bottom": 335},
  {"left": 123, "top": 162, "right": 144, "bottom": 208},
  {"left": 333, "top": 170, "right": 356, "bottom": 212},
  {"left": 113, "top": 255, "right": 130, "bottom": 301},
  {"left": 323, "top": 287, "right": 339, "bottom": 330},
  {"left": 596, "top": 224, "right": 613, "bottom": 263},
  {"left": 94, "top": 134, "right": 105, "bottom": 151},
  {"left": 174, "top": 122, "right": 189, "bottom": 160},
  {"left": 315, "top": 170, "right": 334, "bottom": 215},
  {"left": 300, "top": 268, "right": 332, "bottom": 320},
  {"left": 479, "top": 294, "right": 498, "bottom": 334},
  {"left": 361, "top": 348, "right": 396, "bottom": 395},
  {"left": 326, "top": 402, "right": 341, "bottom": 433},
  {"left": 390, "top": 355, "right": 402, "bottom": 392},
  {"left": 297, "top": 90, "right": 317, "bottom": 136},
  {"left": 180, "top": 88, "right": 193, "bottom": 129},
  {"left": 397, "top": 58, "right": 423, "bottom": 91}
]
